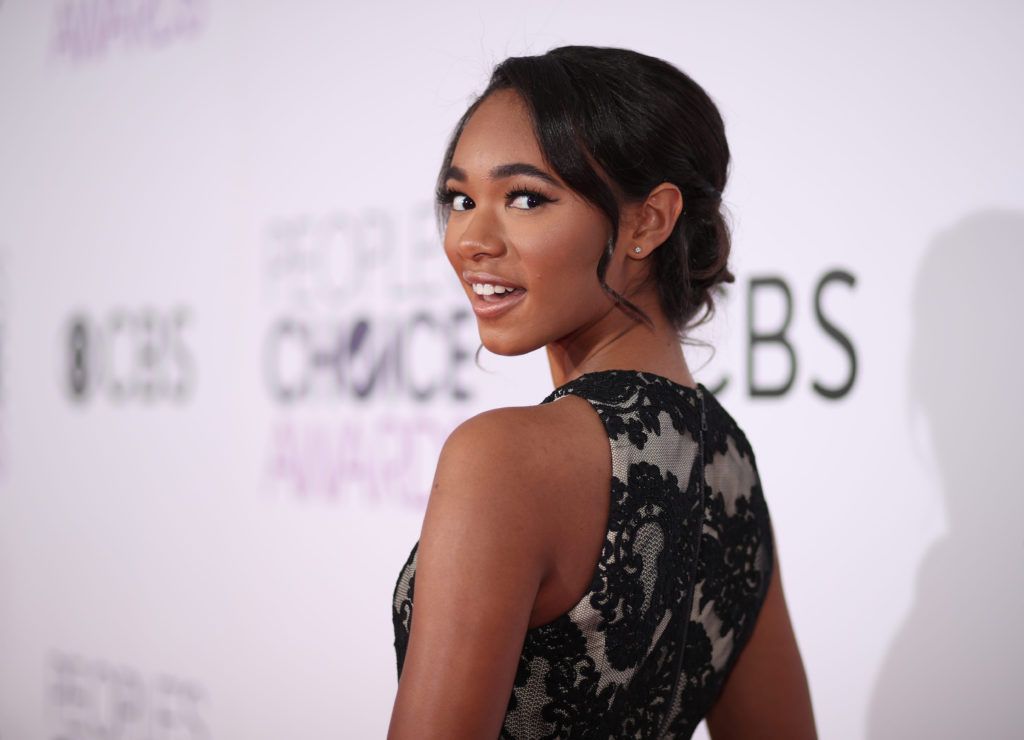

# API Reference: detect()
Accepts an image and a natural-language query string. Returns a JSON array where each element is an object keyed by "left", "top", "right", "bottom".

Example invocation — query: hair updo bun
[{"left": 436, "top": 45, "right": 735, "bottom": 345}]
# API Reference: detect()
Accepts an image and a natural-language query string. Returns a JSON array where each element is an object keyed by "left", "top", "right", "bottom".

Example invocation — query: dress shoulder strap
[{"left": 540, "top": 368, "right": 707, "bottom": 449}]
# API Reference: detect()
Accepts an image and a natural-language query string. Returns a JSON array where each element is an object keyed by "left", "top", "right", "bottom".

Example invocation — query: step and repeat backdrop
[{"left": 1, "top": 1, "right": 1021, "bottom": 738}]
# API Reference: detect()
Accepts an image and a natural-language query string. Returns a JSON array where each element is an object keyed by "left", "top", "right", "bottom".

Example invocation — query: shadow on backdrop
[{"left": 867, "top": 210, "right": 1024, "bottom": 738}]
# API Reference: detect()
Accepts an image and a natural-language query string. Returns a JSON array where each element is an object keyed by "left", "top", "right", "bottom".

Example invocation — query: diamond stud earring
[{"left": 633, "top": 246, "right": 642, "bottom": 253}]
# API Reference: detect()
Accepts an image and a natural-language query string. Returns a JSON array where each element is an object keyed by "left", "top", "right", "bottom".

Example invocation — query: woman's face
[{"left": 440, "top": 89, "right": 631, "bottom": 357}]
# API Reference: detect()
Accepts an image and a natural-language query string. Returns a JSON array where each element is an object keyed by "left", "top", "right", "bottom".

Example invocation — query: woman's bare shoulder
[
  {"left": 441, "top": 394, "right": 608, "bottom": 501},
  {"left": 436, "top": 395, "right": 612, "bottom": 625}
]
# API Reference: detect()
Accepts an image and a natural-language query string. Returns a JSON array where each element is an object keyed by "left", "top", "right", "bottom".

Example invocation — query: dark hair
[{"left": 435, "top": 45, "right": 735, "bottom": 363}]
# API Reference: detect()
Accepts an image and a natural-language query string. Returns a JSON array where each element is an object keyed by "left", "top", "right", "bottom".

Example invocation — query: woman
[{"left": 389, "top": 46, "right": 816, "bottom": 739}]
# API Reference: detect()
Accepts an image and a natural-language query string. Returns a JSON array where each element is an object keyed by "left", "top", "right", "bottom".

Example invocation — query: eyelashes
[
  {"left": 435, "top": 183, "right": 557, "bottom": 211},
  {"left": 434, "top": 185, "right": 459, "bottom": 206}
]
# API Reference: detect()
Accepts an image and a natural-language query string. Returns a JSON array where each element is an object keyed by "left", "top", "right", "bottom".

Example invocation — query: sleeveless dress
[{"left": 392, "top": 369, "right": 774, "bottom": 739}]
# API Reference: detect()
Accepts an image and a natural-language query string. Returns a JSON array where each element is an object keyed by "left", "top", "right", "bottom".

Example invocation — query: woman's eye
[
  {"left": 507, "top": 188, "right": 552, "bottom": 210},
  {"left": 509, "top": 193, "right": 539, "bottom": 210},
  {"left": 452, "top": 193, "right": 472, "bottom": 211}
]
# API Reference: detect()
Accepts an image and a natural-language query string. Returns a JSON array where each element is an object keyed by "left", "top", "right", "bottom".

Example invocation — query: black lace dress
[{"left": 392, "top": 369, "right": 774, "bottom": 739}]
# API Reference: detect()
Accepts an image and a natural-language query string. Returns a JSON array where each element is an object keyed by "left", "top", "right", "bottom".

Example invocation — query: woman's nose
[{"left": 454, "top": 210, "right": 507, "bottom": 261}]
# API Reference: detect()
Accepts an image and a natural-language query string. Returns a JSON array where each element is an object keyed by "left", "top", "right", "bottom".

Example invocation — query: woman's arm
[
  {"left": 705, "top": 528, "right": 818, "bottom": 739},
  {"left": 387, "top": 408, "right": 555, "bottom": 739}
]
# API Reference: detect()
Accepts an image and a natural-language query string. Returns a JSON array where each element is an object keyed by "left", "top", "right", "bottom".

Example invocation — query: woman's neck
[{"left": 545, "top": 293, "right": 696, "bottom": 390}]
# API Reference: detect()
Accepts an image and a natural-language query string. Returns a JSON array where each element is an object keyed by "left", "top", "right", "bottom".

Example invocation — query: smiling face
[{"left": 439, "top": 88, "right": 633, "bottom": 357}]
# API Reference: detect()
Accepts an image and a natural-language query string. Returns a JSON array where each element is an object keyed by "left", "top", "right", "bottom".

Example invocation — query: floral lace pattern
[{"left": 392, "top": 369, "right": 773, "bottom": 739}]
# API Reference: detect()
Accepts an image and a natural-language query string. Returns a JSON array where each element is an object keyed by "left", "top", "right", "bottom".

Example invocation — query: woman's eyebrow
[{"left": 444, "top": 163, "right": 563, "bottom": 189}]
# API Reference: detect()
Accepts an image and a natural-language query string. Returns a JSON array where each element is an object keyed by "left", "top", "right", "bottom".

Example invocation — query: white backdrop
[{"left": 1, "top": 1, "right": 1022, "bottom": 738}]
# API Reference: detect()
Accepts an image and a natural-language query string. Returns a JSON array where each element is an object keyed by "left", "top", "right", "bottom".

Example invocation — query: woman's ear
[{"left": 627, "top": 182, "right": 684, "bottom": 259}]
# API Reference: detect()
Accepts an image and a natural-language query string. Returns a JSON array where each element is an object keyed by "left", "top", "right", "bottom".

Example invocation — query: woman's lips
[{"left": 470, "top": 287, "right": 527, "bottom": 319}]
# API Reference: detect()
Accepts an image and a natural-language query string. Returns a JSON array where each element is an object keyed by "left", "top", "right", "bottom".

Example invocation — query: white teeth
[{"left": 472, "top": 282, "right": 519, "bottom": 294}]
